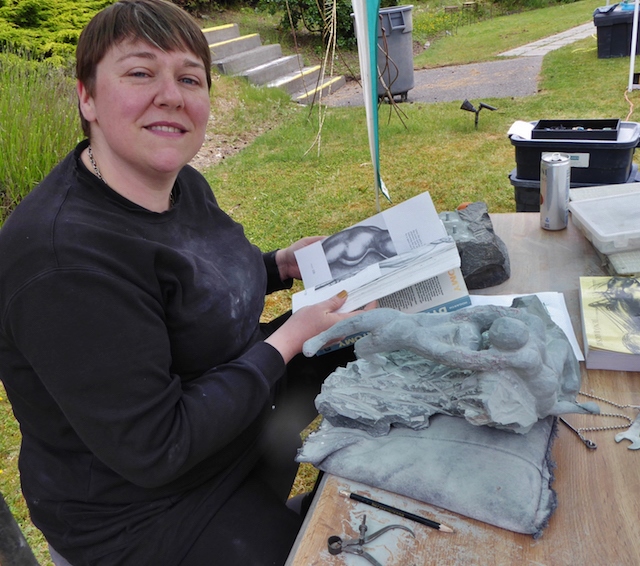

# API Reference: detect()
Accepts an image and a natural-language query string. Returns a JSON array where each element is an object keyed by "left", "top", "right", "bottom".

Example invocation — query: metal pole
[
  {"left": 628, "top": 0, "right": 640, "bottom": 91},
  {"left": 0, "top": 492, "right": 40, "bottom": 566}
]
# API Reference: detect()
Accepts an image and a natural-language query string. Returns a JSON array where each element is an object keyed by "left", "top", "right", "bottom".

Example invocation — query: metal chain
[
  {"left": 559, "top": 391, "right": 640, "bottom": 450},
  {"left": 578, "top": 390, "right": 640, "bottom": 411}
]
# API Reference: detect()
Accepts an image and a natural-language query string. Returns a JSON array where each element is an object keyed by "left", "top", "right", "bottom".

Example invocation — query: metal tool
[
  {"left": 327, "top": 514, "right": 414, "bottom": 566},
  {"left": 615, "top": 412, "right": 640, "bottom": 450},
  {"left": 559, "top": 417, "right": 598, "bottom": 449}
]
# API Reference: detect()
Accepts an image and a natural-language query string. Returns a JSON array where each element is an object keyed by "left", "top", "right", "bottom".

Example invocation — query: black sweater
[{"left": 0, "top": 141, "right": 291, "bottom": 564}]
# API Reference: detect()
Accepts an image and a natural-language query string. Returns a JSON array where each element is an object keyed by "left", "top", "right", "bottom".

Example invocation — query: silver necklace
[
  {"left": 86, "top": 144, "right": 175, "bottom": 207},
  {"left": 87, "top": 144, "right": 103, "bottom": 181}
]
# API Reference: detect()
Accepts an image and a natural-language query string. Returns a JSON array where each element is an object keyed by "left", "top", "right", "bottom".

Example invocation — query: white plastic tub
[{"left": 569, "top": 191, "right": 640, "bottom": 254}]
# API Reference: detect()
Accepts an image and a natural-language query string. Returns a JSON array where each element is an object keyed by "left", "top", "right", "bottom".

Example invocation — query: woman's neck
[{"left": 82, "top": 143, "right": 177, "bottom": 212}]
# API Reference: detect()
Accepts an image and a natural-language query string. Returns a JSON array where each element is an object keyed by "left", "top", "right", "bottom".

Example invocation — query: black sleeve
[{"left": 4, "top": 269, "right": 286, "bottom": 489}]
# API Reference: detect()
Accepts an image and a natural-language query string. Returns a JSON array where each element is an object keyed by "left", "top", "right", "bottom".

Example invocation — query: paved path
[
  {"left": 498, "top": 21, "right": 595, "bottom": 57},
  {"left": 322, "top": 22, "right": 596, "bottom": 106}
]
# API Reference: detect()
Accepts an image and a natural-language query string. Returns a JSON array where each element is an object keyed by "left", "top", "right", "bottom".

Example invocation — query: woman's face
[{"left": 78, "top": 39, "right": 210, "bottom": 180}]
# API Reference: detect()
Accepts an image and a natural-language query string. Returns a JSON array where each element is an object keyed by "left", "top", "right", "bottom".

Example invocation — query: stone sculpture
[
  {"left": 439, "top": 201, "right": 511, "bottom": 289},
  {"left": 304, "top": 296, "right": 599, "bottom": 435}
]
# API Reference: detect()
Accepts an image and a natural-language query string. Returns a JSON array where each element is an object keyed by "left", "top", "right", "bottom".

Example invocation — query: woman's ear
[{"left": 77, "top": 80, "right": 96, "bottom": 123}]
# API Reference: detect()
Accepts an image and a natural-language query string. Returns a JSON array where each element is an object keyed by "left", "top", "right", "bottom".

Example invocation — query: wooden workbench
[{"left": 286, "top": 213, "right": 640, "bottom": 566}]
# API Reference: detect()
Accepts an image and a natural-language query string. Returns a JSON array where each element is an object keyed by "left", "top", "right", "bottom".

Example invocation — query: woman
[{"left": 0, "top": 1, "right": 361, "bottom": 564}]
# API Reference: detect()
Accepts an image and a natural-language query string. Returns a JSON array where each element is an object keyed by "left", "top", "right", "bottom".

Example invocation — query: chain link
[
  {"left": 559, "top": 391, "right": 640, "bottom": 450},
  {"left": 578, "top": 390, "right": 640, "bottom": 411}
]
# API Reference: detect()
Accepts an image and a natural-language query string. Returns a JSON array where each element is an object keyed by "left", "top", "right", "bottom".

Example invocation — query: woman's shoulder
[
  {"left": 177, "top": 164, "right": 218, "bottom": 202},
  {"left": 1, "top": 149, "right": 77, "bottom": 243}
]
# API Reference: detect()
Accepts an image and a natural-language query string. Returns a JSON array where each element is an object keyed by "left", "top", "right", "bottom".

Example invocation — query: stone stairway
[{"left": 203, "top": 24, "right": 345, "bottom": 104}]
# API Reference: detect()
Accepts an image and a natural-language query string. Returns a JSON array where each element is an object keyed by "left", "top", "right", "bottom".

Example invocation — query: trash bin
[
  {"left": 377, "top": 5, "right": 414, "bottom": 101},
  {"left": 594, "top": 5, "right": 640, "bottom": 58}
]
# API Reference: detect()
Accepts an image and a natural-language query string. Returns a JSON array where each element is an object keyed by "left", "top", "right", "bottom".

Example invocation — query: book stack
[{"left": 579, "top": 276, "right": 640, "bottom": 371}]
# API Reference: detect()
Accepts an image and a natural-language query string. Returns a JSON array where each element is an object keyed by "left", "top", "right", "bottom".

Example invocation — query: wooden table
[{"left": 286, "top": 213, "right": 640, "bottom": 566}]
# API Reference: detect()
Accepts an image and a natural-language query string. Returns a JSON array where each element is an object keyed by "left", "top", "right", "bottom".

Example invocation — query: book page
[
  {"left": 295, "top": 191, "right": 446, "bottom": 289},
  {"left": 292, "top": 238, "right": 461, "bottom": 313},
  {"left": 378, "top": 268, "right": 471, "bottom": 314},
  {"left": 292, "top": 263, "right": 382, "bottom": 311}
]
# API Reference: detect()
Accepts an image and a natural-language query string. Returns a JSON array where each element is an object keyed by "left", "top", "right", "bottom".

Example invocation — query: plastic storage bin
[
  {"left": 509, "top": 165, "right": 639, "bottom": 212},
  {"left": 594, "top": 6, "right": 640, "bottom": 58},
  {"left": 509, "top": 121, "right": 640, "bottom": 184},
  {"left": 378, "top": 5, "right": 414, "bottom": 100},
  {"left": 569, "top": 192, "right": 640, "bottom": 254}
]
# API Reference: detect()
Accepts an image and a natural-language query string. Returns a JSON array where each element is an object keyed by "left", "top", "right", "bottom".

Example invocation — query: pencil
[{"left": 339, "top": 490, "right": 454, "bottom": 533}]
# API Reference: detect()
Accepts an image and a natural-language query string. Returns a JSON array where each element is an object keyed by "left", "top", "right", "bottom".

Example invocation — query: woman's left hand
[{"left": 275, "top": 236, "right": 324, "bottom": 281}]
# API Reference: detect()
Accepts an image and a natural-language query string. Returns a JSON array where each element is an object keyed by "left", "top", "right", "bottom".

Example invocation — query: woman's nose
[{"left": 154, "top": 75, "right": 184, "bottom": 109}]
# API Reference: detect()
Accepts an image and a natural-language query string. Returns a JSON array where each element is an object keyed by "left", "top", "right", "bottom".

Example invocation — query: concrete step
[
  {"left": 214, "top": 44, "right": 283, "bottom": 76},
  {"left": 242, "top": 55, "right": 303, "bottom": 86},
  {"left": 202, "top": 23, "right": 239, "bottom": 45},
  {"left": 205, "top": 22, "right": 346, "bottom": 104},
  {"left": 293, "top": 75, "right": 347, "bottom": 105},
  {"left": 209, "top": 33, "right": 262, "bottom": 61},
  {"left": 266, "top": 65, "right": 322, "bottom": 95}
]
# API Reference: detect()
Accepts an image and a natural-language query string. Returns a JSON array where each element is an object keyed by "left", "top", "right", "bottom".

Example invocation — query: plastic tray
[
  {"left": 532, "top": 119, "right": 620, "bottom": 140},
  {"left": 569, "top": 192, "right": 640, "bottom": 254}
]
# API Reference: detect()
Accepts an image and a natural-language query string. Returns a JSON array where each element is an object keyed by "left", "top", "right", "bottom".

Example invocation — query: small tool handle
[{"left": 327, "top": 535, "right": 343, "bottom": 555}]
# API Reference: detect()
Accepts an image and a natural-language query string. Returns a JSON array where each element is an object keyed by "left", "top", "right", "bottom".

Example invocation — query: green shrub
[
  {"left": 5, "top": 0, "right": 53, "bottom": 28},
  {"left": 0, "top": 0, "right": 112, "bottom": 61},
  {"left": 257, "top": 0, "right": 397, "bottom": 48}
]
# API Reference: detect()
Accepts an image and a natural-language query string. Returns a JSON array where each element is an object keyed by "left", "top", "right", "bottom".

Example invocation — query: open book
[
  {"left": 579, "top": 276, "right": 640, "bottom": 371},
  {"left": 292, "top": 191, "right": 470, "bottom": 322}
]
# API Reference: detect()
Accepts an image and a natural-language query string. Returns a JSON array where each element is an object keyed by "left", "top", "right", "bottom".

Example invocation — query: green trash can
[{"left": 378, "top": 5, "right": 414, "bottom": 101}]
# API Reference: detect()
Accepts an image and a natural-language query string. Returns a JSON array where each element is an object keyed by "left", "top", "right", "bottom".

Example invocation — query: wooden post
[{"left": 0, "top": 492, "right": 39, "bottom": 566}]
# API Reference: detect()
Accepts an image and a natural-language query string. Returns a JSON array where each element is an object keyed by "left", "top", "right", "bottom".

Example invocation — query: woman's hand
[
  {"left": 265, "top": 291, "right": 373, "bottom": 363},
  {"left": 275, "top": 236, "right": 324, "bottom": 281}
]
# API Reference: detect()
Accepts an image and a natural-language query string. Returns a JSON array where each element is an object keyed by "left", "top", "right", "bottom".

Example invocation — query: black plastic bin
[
  {"left": 594, "top": 6, "right": 640, "bottom": 58},
  {"left": 509, "top": 164, "right": 640, "bottom": 212},
  {"left": 509, "top": 121, "right": 640, "bottom": 184}
]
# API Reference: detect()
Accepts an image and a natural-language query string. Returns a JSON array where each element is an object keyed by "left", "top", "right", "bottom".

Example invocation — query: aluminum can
[{"left": 540, "top": 152, "right": 570, "bottom": 230}]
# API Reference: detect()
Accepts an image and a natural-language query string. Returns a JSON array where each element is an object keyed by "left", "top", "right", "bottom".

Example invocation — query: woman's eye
[{"left": 181, "top": 77, "right": 200, "bottom": 86}]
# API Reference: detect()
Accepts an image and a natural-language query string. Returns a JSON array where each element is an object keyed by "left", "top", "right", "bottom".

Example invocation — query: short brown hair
[{"left": 76, "top": 0, "right": 211, "bottom": 138}]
